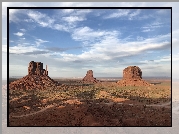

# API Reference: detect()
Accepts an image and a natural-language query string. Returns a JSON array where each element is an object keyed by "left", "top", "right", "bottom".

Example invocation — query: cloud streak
[
  {"left": 13, "top": 32, "right": 24, "bottom": 36},
  {"left": 35, "top": 39, "right": 49, "bottom": 46},
  {"left": 71, "top": 26, "right": 120, "bottom": 44},
  {"left": 46, "top": 45, "right": 92, "bottom": 52},
  {"left": 104, "top": 9, "right": 141, "bottom": 20},
  {"left": 62, "top": 16, "right": 86, "bottom": 24},
  {"left": 27, "top": 10, "right": 55, "bottom": 27}
]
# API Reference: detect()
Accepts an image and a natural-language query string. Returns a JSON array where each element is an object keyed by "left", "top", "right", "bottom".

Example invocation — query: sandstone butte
[
  {"left": 81, "top": 70, "right": 100, "bottom": 83},
  {"left": 9, "top": 61, "right": 60, "bottom": 90},
  {"left": 117, "top": 66, "right": 152, "bottom": 86}
]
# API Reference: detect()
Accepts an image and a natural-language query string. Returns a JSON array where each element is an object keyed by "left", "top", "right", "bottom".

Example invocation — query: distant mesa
[
  {"left": 81, "top": 70, "right": 100, "bottom": 83},
  {"left": 117, "top": 66, "right": 151, "bottom": 86},
  {"left": 9, "top": 61, "right": 60, "bottom": 90}
]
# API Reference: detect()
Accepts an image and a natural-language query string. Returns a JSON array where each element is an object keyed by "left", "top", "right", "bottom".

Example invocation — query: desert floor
[{"left": 8, "top": 78, "right": 171, "bottom": 126}]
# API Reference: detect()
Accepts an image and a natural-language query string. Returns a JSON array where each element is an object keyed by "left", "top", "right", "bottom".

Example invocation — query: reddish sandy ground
[
  {"left": 9, "top": 79, "right": 171, "bottom": 126},
  {"left": 9, "top": 97, "right": 171, "bottom": 126}
]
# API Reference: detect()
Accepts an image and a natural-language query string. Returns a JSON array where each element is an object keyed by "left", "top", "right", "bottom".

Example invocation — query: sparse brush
[{"left": 9, "top": 79, "right": 171, "bottom": 111}]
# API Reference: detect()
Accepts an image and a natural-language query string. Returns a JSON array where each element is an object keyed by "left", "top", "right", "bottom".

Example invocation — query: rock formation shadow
[{"left": 9, "top": 88, "right": 171, "bottom": 127}]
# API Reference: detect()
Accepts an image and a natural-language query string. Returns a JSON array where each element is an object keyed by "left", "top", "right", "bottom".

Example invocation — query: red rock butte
[
  {"left": 82, "top": 70, "right": 100, "bottom": 83},
  {"left": 9, "top": 61, "right": 59, "bottom": 90},
  {"left": 28, "top": 61, "right": 48, "bottom": 75},
  {"left": 117, "top": 66, "right": 151, "bottom": 86}
]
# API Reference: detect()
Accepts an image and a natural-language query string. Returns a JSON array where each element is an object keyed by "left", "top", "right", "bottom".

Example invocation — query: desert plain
[{"left": 8, "top": 77, "right": 171, "bottom": 126}]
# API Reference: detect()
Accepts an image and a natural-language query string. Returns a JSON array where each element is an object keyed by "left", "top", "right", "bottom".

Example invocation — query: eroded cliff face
[{"left": 28, "top": 61, "right": 48, "bottom": 76}]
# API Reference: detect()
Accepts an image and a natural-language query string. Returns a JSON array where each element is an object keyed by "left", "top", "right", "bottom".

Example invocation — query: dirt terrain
[{"left": 9, "top": 78, "right": 171, "bottom": 126}]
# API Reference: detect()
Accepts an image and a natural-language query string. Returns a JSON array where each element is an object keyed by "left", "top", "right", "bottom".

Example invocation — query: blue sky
[
  {"left": 4, "top": 6, "right": 172, "bottom": 78},
  {"left": 8, "top": 8, "right": 171, "bottom": 78}
]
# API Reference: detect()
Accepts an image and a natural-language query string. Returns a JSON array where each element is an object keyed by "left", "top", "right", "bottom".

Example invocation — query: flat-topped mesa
[
  {"left": 117, "top": 66, "right": 151, "bottom": 86},
  {"left": 28, "top": 61, "right": 48, "bottom": 76},
  {"left": 82, "top": 70, "right": 100, "bottom": 83}
]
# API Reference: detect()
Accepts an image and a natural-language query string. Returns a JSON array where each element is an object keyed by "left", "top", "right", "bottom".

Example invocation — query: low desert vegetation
[
  {"left": 9, "top": 78, "right": 171, "bottom": 126},
  {"left": 9, "top": 79, "right": 171, "bottom": 105}
]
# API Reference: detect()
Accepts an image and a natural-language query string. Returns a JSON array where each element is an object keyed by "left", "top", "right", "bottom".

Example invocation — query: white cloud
[
  {"left": 28, "top": 10, "right": 45, "bottom": 20},
  {"left": 9, "top": 38, "right": 49, "bottom": 55},
  {"left": 35, "top": 39, "right": 49, "bottom": 46},
  {"left": 137, "top": 36, "right": 144, "bottom": 41},
  {"left": 62, "top": 16, "right": 85, "bottom": 23},
  {"left": 24, "top": 18, "right": 34, "bottom": 23},
  {"left": 9, "top": 44, "right": 38, "bottom": 54},
  {"left": 72, "top": 26, "right": 119, "bottom": 44},
  {"left": 140, "top": 54, "right": 171, "bottom": 63},
  {"left": 20, "top": 29, "right": 26, "bottom": 32},
  {"left": 56, "top": 9, "right": 92, "bottom": 18},
  {"left": 142, "top": 29, "right": 153, "bottom": 32},
  {"left": 23, "top": 43, "right": 30, "bottom": 45},
  {"left": 140, "top": 33, "right": 171, "bottom": 44},
  {"left": 9, "top": 9, "right": 21, "bottom": 23},
  {"left": 72, "top": 9, "right": 92, "bottom": 16},
  {"left": 141, "top": 21, "right": 166, "bottom": 32},
  {"left": 27, "top": 10, "right": 55, "bottom": 28},
  {"left": 60, "top": 31, "right": 170, "bottom": 63},
  {"left": 26, "top": 10, "right": 79, "bottom": 32},
  {"left": 104, "top": 9, "right": 130, "bottom": 19},
  {"left": 7, "top": 7, "right": 92, "bottom": 34},
  {"left": 52, "top": 24, "right": 69, "bottom": 32},
  {"left": 128, "top": 9, "right": 141, "bottom": 20},
  {"left": 13, "top": 32, "right": 24, "bottom": 36},
  {"left": 36, "top": 39, "right": 48, "bottom": 43},
  {"left": 71, "top": 26, "right": 170, "bottom": 58},
  {"left": 104, "top": 9, "right": 140, "bottom": 20}
]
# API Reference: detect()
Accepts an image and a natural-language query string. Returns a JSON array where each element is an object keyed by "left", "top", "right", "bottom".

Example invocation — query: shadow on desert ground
[
  {"left": 7, "top": 77, "right": 171, "bottom": 126},
  {"left": 9, "top": 89, "right": 171, "bottom": 126},
  {"left": 3, "top": 80, "right": 179, "bottom": 134}
]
